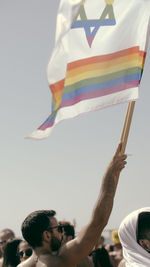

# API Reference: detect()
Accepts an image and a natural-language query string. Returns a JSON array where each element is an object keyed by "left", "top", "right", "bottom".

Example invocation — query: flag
[{"left": 29, "top": 0, "right": 150, "bottom": 139}]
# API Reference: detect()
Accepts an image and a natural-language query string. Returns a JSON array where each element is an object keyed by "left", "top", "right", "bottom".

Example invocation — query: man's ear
[
  {"left": 43, "top": 231, "right": 51, "bottom": 242},
  {"left": 67, "top": 236, "right": 73, "bottom": 241},
  {"left": 139, "top": 239, "right": 149, "bottom": 251}
]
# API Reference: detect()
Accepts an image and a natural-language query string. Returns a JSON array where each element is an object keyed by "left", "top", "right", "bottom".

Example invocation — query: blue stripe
[
  {"left": 52, "top": 102, "right": 55, "bottom": 112},
  {"left": 71, "top": 19, "right": 116, "bottom": 29},
  {"left": 42, "top": 111, "right": 57, "bottom": 126},
  {"left": 62, "top": 73, "right": 141, "bottom": 101}
]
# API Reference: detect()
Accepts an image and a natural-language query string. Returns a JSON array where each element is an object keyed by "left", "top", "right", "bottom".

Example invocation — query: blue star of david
[{"left": 71, "top": 4, "right": 116, "bottom": 47}]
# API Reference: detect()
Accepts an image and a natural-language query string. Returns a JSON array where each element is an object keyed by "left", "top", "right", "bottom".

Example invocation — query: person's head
[
  {"left": 17, "top": 240, "right": 33, "bottom": 262},
  {"left": 111, "top": 230, "right": 121, "bottom": 245},
  {"left": 0, "top": 229, "right": 15, "bottom": 255},
  {"left": 111, "top": 230, "right": 122, "bottom": 250},
  {"left": 2, "top": 238, "right": 22, "bottom": 267},
  {"left": 91, "top": 247, "right": 112, "bottom": 267},
  {"left": 119, "top": 208, "right": 150, "bottom": 266},
  {"left": 21, "top": 210, "right": 62, "bottom": 252},
  {"left": 59, "top": 221, "right": 75, "bottom": 243},
  {"left": 95, "top": 235, "right": 105, "bottom": 249},
  {"left": 136, "top": 212, "right": 150, "bottom": 252}
]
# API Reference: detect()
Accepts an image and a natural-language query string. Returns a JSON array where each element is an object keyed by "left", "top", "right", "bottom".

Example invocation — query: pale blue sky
[{"left": 0, "top": 0, "right": 150, "bottom": 239}]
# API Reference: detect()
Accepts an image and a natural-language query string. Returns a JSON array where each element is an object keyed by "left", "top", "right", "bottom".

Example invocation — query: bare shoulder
[
  {"left": 118, "top": 259, "right": 126, "bottom": 267},
  {"left": 17, "top": 256, "right": 36, "bottom": 267},
  {"left": 39, "top": 252, "right": 76, "bottom": 267},
  {"left": 0, "top": 258, "right": 3, "bottom": 267},
  {"left": 36, "top": 260, "right": 47, "bottom": 266},
  {"left": 77, "top": 256, "right": 94, "bottom": 267}
]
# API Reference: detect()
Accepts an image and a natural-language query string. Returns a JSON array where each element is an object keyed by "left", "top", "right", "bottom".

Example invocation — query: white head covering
[{"left": 118, "top": 207, "right": 150, "bottom": 267}]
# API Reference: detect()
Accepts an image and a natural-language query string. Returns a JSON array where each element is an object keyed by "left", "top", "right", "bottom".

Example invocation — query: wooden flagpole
[
  {"left": 120, "top": 101, "right": 135, "bottom": 154},
  {"left": 95, "top": 101, "right": 136, "bottom": 249},
  {"left": 104, "top": 101, "right": 135, "bottom": 248},
  {"left": 114, "top": 101, "right": 135, "bottom": 190}
]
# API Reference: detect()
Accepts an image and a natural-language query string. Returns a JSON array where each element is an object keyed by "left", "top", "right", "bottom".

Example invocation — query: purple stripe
[
  {"left": 61, "top": 80, "right": 139, "bottom": 108},
  {"left": 39, "top": 118, "right": 55, "bottom": 131}
]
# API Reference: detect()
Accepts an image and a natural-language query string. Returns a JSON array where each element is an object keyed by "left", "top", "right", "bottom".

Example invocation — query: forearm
[
  {"left": 91, "top": 143, "right": 127, "bottom": 231},
  {"left": 91, "top": 172, "right": 118, "bottom": 230}
]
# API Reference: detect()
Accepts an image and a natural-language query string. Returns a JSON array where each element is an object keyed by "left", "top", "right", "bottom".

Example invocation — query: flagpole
[
  {"left": 95, "top": 101, "right": 135, "bottom": 249},
  {"left": 120, "top": 101, "right": 135, "bottom": 154},
  {"left": 114, "top": 100, "right": 135, "bottom": 191}
]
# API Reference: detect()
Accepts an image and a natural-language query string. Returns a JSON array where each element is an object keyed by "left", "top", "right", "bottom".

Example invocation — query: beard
[{"left": 51, "top": 235, "right": 62, "bottom": 252}]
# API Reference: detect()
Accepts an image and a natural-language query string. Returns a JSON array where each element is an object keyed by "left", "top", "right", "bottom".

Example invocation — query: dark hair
[
  {"left": 90, "top": 247, "right": 113, "bottom": 267},
  {"left": 136, "top": 212, "right": 150, "bottom": 243},
  {"left": 2, "top": 238, "right": 22, "bottom": 267},
  {"left": 0, "top": 229, "right": 15, "bottom": 237},
  {"left": 21, "top": 210, "right": 56, "bottom": 249},
  {"left": 59, "top": 222, "right": 75, "bottom": 239}
]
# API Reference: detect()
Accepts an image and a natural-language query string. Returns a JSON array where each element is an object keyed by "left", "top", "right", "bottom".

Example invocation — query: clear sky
[{"left": 0, "top": 0, "right": 150, "bottom": 239}]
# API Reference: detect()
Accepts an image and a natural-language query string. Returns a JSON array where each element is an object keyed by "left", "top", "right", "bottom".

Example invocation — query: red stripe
[
  {"left": 67, "top": 47, "right": 141, "bottom": 71},
  {"left": 50, "top": 79, "right": 65, "bottom": 94},
  {"left": 39, "top": 118, "right": 55, "bottom": 131}
]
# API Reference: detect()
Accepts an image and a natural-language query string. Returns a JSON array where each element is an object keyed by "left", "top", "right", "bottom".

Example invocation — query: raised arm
[{"left": 61, "top": 143, "right": 127, "bottom": 265}]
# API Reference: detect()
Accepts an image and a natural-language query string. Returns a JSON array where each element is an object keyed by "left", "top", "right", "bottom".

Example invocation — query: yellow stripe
[
  {"left": 66, "top": 53, "right": 142, "bottom": 79},
  {"left": 82, "top": 0, "right": 87, "bottom": 5},
  {"left": 53, "top": 91, "right": 63, "bottom": 101},
  {"left": 65, "top": 60, "right": 143, "bottom": 86},
  {"left": 105, "top": 0, "right": 114, "bottom": 4}
]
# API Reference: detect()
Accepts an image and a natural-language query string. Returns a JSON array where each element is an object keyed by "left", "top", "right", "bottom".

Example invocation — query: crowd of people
[
  {"left": 0, "top": 226, "right": 124, "bottom": 267},
  {"left": 1, "top": 215, "right": 150, "bottom": 267},
  {"left": 1, "top": 143, "right": 150, "bottom": 267}
]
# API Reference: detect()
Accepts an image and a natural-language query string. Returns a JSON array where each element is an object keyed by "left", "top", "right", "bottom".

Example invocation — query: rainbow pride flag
[{"left": 29, "top": 0, "right": 150, "bottom": 139}]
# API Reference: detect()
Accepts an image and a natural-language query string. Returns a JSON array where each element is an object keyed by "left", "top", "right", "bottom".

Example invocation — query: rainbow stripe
[{"left": 39, "top": 46, "right": 145, "bottom": 131}]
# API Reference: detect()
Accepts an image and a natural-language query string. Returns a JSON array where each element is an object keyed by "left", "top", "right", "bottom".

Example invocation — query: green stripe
[{"left": 63, "top": 67, "right": 142, "bottom": 94}]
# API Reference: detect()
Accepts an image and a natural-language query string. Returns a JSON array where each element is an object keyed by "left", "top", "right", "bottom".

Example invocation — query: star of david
[{"left": 71, "top": 3, "right": 116, "bottom": 47}]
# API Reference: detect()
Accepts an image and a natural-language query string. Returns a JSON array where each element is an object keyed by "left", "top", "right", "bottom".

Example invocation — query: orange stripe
[
  {"left": 67, "top": 46, "right": 140, "bottom": 71},
  {"left": 54, "top": 91, "right": 63, "bottom": 101},
  {"left": 139, "top": 51, "right": 146, "bottom": 66},
  {"left": 50, "top": 79, "right": 65, "bottom": 108},
  {"left": 50, "top": 79, "right": 65, "bottom": 94},
  {"left": 66, "top": 53, "right": 142, "bottom": 79}
]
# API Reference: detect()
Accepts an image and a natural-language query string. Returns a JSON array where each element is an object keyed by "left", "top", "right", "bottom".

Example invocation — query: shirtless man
[{"left": 21, "top": 143, "right": 127, "bottom": 267}]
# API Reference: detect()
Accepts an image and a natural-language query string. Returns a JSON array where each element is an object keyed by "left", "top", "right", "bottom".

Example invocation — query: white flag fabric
[{"left": 29, "top": 0, "right": 150, "bottom": 139}]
